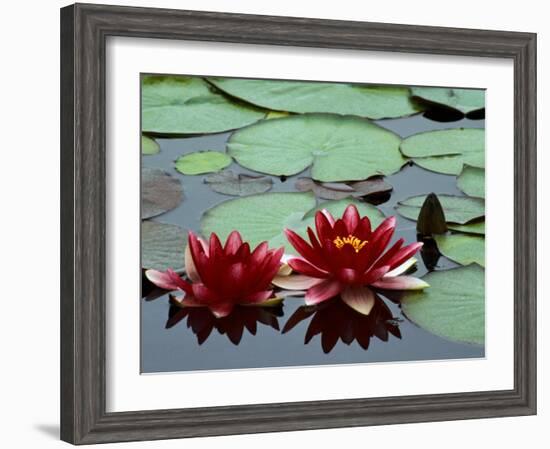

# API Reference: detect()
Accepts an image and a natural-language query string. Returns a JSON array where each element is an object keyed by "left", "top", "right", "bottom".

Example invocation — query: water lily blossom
[
  {"left": 146, "top": 231, "right": 284, "bottom": 318},
  {"left": 274, "top": 204, "right": 428, "bottom": 315}
]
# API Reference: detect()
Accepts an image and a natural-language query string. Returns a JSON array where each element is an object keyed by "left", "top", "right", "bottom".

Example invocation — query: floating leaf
[
  {"left": 142, "top": 221, "right": 187, "bottom": 271},
  {"left": 396, "top": 194, "right": 484, "bottom": 224},
  {"left": 457, "top": 165, "right": 485, "bottom": 198},
  {"left": 175, "top": 151, "right": 231, "bottom": 175},
  {"left": 204, "top": 170, "right": 273, "bottom": 196},
  {"left": 416, "top": 193, "right": 448, "bottom": 235},
  {"left": 209, "top": 78, "right": 422, "bottom": 119},
  {"left": 448, "top": 221, "right": 485, "bottom": 235},
  {"left": 141, "top": 168, "right": 183, "bottom": 219},
  {"left": 141, "top": 75, "right": 265, "bottom": 134},
  {"left": 227, "top": 114, "right": 405, "bottom": 182},
  {"left": 200, "top": 192, "right": 316, "bottom": 249},
  {"left": 141, "top": 135, "right": 160, "bottom": 155},
  {"left": 401, "top": 265, "right": 485, "bottom": 345},
  {"left": 400, "top": 128, "right": 484, "bottom": 175},
  {"left": 295, "top": 177, "right": 392, "bottom": 201},
  {"left": 411, "top": 87, "right": 485, "bottom": 114},
  {"left": 434, "top": 234, "right": 485, "bottom": 266}
]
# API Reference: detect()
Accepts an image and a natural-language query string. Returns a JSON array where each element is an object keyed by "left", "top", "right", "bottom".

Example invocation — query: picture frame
[{"left": 60, "top": 3, "right": 536, "bottom": 444}]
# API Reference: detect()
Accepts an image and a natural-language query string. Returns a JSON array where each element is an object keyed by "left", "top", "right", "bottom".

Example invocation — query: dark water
[{"left": 141, "top": 113, "right": 485, "bottom": 373}]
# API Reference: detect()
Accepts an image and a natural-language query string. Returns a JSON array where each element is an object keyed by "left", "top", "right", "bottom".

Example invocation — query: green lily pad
[
  {"left": 204, "top": 170, "right": 273, "bottom": 196},
  {"left": 402, "top": 265, "right": 485, "bottom": 345},
  {"left": 141, "top": 168, "right": 183, "bottom": 219},
  {"left": 142, "top": 221, "right": 187, "bottom": 271},
  {"left": 396, "top": 194, "right": 484, "bottom": 224},
  {"left": 200, "top": 192, "right": 316, "bottom": 250},
  {"left": 209, "top": 78, "right": 423, "bottom": 119},
  {"left": 227, "top": 114, "right": 405, "bottom": 182},
  {"left": 401, "top": 128, "right": 485, "bottom": 175},
  {"left": 141, "top": 135, "right": 160, "bottom": 155},
  {"left": 141, "top": 75, "right": 265, "bottom": 134},
  {"left": 175, "top": 151, "right": 231, "bottom": 175},
  {"left": 411, "top": 87, "right": 485, "bottom": 114},
  {"left": 457, "top": 165, "right": 485, "bottom": 198},
  {"left": 434, "top": 233, "right": 485, "bottom": 266},
  {"left": 448, "top": 221, "right": 485, "bottom": 235}
]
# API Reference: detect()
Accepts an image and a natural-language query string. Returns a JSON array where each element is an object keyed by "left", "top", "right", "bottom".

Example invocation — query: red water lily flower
[
  {"left": 274, "top": 204, "right": 428, "bottom": 315},
  {"left": 146, "top": 231, "right": 284, "bottom": 318}
]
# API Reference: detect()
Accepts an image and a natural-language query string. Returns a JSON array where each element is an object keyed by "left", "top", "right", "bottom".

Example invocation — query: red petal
[
  {"left": 362, "top": 265, "right": 391, "bottom": 284},
  {"left": 385, "top": 242, "right": 423, "bottom": 271},
  {"left": 242, "top": 290, "right": 274, "bottom": 304},
  {"left": 288, "top": 258, "right": 329, "bottom": 279},
  {"left": 235, "top": 242, "right": 251, "bottom": 260},
  {"left": 191, "top": 283, "right": 219, "bottom": 304},
  {"left": 305, "top": 279, "right": 342, "bottom": 305},
  {"left": 336, "top": 267, "right": 360, "bottom": 284},
  {"left": 341, "top": 286, "right": 376, "bottom": 315},
  {"left": 145, "top": 268, "right": 193, "bottom": 294},
  {"left": 188, "top": 232, "right": 209, "bottom": 280},
  {"left": 370, "top": 238, "right": 404, "bottom": 269},
  {"left": 342, "top": 204, "right": 360, "bottom": 233},
  {"left": 145, "top": 269, "right": 180, "bottom": 291},
  {"left": 284, "top": 229, "right": 327, "bottom": 270},
  {"left": 272, "top": 274, "right": 324, "bottom": 290},
  {"left": 315, "top": 210, "right": 334, "bottom": 242},
  {"left": 307, "top": 227, "right": 322, "bottom": 250},
  {"left": 321, "top": 208, "right": 336, "bottom": 226},
  {"left": 371, "top": 216, "right": 397, "bottom": 242},
  {"left": 253, "top": 248, "right": 285, "bottom": 288},
  {"left": 360, "top": 227, "right": 395, "bottom": 272},
  {"left": 371, "top": 275, "right": 429, "bottom": 290},
  {"left": 354, "top": 216, "right": 372, "bottom": 240},
  {"left": 224, "top": 230, "right": 243, "bottom": 255},
  {"left": 184, "top": 245, "right": 201, "bottom": 282},
  {"left": 208, "top": 232, "right": 224, "bottom": 259},
  {"left": 209, "top": 302, "right": 235, "bottom": 318},
  {"left": 250, "top": 241, "right": 268, "bottom": 265}
]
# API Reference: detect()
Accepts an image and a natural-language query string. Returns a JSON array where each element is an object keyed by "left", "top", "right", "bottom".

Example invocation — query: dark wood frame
[{"left": 60, "top": 2, "right": 537, "bottom": 445}]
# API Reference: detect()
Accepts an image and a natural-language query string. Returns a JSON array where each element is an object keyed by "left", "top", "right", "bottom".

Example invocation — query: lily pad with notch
[
  {"left": 200, "top": 192, "right": 317, "bottom": 250},
  {"left": 434, "top": 233, "right": 485, "bottom": 266},
  {"left": 411, "top": 87, "right": 485, "bottom": 115},
  {"left": 457, "top": 165, "right": 485, "bottom": 198},
  {"left": 401, "top": 265, "right": 485, "bottom": 345},
  {"left": 141, "top": 75, "right": 265, "bottom": 135},
  {"left": 227, "top": 113, "right": 406, "bottom": 182},
  {"left": 400, "top": 128, "right": 485, "bottom": 175},
  {"left": 209, "top": 77, "right": 423, "bottom": 119}
]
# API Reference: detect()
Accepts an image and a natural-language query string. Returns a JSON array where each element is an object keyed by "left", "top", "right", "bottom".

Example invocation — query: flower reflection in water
[
  {"left": 166, "top": 298, "right": 283, "bottom": 345},
  {"left": 283, "top": 292, "right": 401, "bottom": 354}
]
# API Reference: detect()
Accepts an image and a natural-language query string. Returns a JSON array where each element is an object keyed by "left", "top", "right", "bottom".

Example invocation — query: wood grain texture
[{"left": 60, "top": 3, "right": 537, "bottom": 445}]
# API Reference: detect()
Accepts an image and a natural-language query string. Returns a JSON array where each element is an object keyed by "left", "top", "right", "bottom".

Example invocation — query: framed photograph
[{"left": 60, "top": 3, "right": 536, "bottom": 444}]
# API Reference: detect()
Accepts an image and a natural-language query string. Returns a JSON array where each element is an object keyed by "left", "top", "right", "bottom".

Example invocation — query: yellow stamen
[{"left": 333, "top": 234, "right": 368, "bottom": 253}]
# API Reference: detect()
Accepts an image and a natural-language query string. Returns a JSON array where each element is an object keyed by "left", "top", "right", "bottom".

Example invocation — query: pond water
[{"left": 141, "top": 113, "right": 485, "bottom": 373}]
